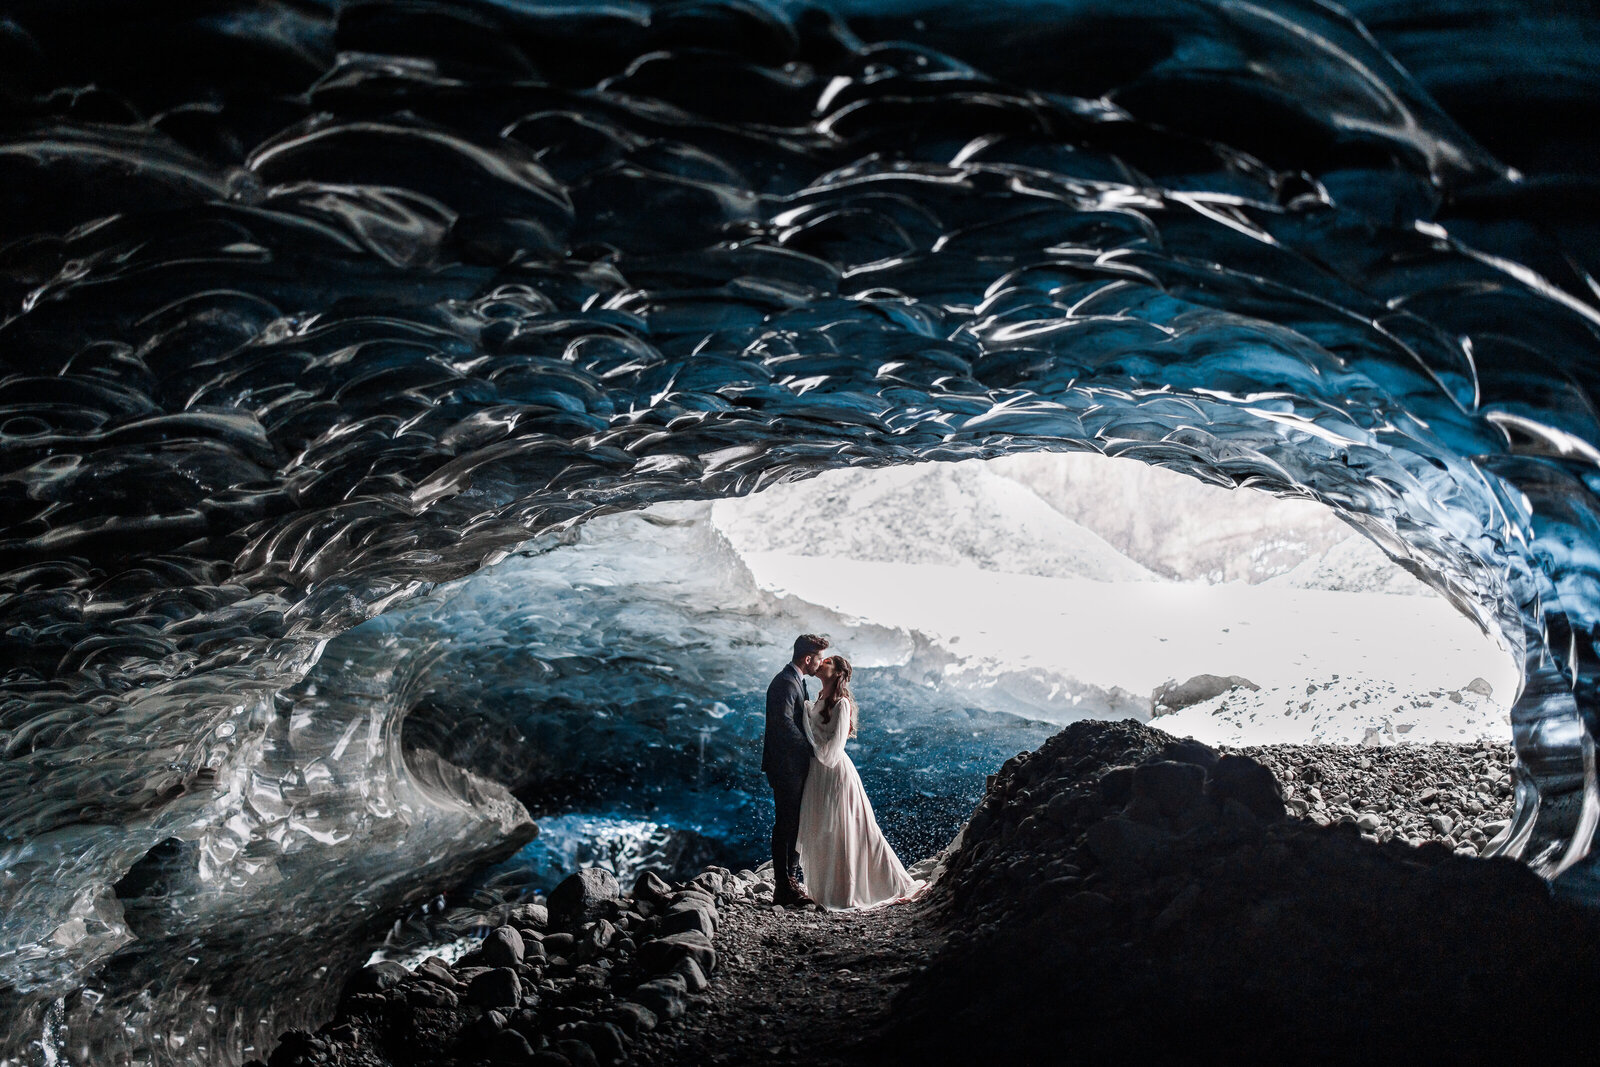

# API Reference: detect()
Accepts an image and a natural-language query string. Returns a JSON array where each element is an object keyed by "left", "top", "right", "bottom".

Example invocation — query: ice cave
[{"left": 3, "top": 0, "right": 1600, "bottom": 1061}]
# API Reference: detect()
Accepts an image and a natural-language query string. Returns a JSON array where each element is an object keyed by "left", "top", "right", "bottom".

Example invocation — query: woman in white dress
[{"left": 796, "top": 655, "right": 923, "bottom": 910}]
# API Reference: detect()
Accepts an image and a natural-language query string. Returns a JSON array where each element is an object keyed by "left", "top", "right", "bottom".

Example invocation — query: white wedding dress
[{"left": 796, "top": 695, "right": 922, "bottom": 910}]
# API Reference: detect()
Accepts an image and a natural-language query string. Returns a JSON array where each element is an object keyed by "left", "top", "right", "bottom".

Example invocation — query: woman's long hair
[{"left": 819, "top": 655, "right": 856, "bottom": 738}]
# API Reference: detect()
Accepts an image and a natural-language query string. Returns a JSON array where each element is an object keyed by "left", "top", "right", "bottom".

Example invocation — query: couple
[{"left": 762, "top": 634, "right": 923, "bottom": 909}]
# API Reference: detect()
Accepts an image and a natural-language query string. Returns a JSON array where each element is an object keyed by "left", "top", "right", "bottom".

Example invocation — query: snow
[
  {"left": 713, "top": 459, "right": 1520, "bottom": 747},
  {"left": 1155, "top": 675, "right": 1507, "bottom": 747},
  {"left": 986, "top": 451, "right": 1354, "bottom": 582},
  {"left": 710, "top": 461, "right": 1155, "bottom": 582},
  {"left": 1266, "top": 533, "right": 1434, "bottom": 596}
]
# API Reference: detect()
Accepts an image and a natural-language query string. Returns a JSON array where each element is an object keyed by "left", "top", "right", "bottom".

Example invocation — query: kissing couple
[{"left": 762, "top": 634, "right": 925, "bottom": 909}]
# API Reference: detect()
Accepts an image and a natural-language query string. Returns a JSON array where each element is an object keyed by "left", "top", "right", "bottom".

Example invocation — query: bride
[{"left": 796, "top": 654, "right": 923, "bottom": 910}]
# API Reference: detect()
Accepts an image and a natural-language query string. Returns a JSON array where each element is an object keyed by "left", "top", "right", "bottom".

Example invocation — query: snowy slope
[
  {"left": 987, "top": 451, "right": 1353, "bottom": 582},
  {"left": 735, "top": 553, "right": 1518, "bottom": 703},
  {"left": 1156, "top": 675, "right": 1508, "bottom": 746},
  {"left": 715, "top": 456, "right": 1519, "bottom": 747},
  {"left": 1266, "top": 534, "right": 1433, "bottom": 596},
  {"left": 710, "top": 462, "right": 1155, "bottom": 582}
]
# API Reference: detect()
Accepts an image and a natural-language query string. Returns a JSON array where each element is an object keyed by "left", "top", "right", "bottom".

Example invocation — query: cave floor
[{"left": 634, "top": 894, "right": 941, "bottom": 1067}]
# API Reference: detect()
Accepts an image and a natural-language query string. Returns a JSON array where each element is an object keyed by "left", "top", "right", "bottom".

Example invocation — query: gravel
[{"left": 1238, "top": 741, "right": 1514, "bottom": 853}]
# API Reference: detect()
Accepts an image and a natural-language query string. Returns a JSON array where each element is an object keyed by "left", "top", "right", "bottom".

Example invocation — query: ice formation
[{"left": 2, "top": 0, "right": 1599, "bottom": 1062}]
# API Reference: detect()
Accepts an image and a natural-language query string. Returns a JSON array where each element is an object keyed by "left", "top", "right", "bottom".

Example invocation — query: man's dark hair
[{"left": 793, "top": 633, "right": 829, "bottom": 659}]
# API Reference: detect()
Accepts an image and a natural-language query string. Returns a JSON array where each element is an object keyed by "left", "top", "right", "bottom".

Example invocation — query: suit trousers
[{"left": 767, "top": 756, "right": 810, "bottom": 882}]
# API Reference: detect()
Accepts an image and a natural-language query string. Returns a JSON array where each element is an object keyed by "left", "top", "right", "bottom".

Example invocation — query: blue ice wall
[{"left": 2, "top": 0, "right": 1600, "bottom": 1062}]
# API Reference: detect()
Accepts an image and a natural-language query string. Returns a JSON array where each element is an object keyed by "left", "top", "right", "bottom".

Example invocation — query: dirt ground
[{"left": 636, "top": 895, "right": 941, "bottom": 1067}]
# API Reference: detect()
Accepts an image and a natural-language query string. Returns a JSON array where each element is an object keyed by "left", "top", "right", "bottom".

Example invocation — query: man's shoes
[{"left": 774, "top": 876, "right": 815, "bottom": 907}]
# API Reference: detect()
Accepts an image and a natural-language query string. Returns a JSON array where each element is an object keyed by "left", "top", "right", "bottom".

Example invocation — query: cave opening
[
  {"left": 297, "top": 448, "right": 1524, "bottom": 966},
  {"left": 8, "top": 0, "right": 1600, "bottom": 1058}
]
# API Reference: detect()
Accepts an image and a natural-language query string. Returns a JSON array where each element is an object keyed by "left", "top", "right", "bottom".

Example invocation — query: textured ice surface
[{"left": 2, "top": 0, "right": 1600, "bottom": 1062}]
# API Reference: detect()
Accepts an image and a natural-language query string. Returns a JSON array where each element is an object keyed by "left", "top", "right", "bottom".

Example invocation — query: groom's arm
[
  {"left": 790, "top": 678, "right": 814, "bottom": 754},
  {"left": 765, "top": 674, "right": 788, "bottom": 727}
]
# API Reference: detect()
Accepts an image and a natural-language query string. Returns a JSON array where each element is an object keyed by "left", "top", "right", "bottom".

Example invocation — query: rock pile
[
  {"left": 882, "top": 720, "right": 1600, "bottom": 1063},
  {"left": 1240, "top": 740, "right": 1514, "bottom": 852},
  {"left": 261, "top": 865, "right": 775, "bottom": 1067}
]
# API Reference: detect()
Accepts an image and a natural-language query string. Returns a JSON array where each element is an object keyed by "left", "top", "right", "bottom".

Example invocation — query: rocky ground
[
  {"left": 266, "top": 729, "right": 1596, "bottom": 1067},
  {"left": 1239, "top": 740, "right": 1514, "bottom": 851},
  {"left": 883, "top": 723, "right": 1600, "bottom": 1063},
  {"left": 634, "top": 894, "right": 936, "bottom": 1067},
  {"left": 260, "top": 867, "right": 741, "bottom": 1067}
]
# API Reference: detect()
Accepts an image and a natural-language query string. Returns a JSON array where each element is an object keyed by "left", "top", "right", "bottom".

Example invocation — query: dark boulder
[
  {"left": 633, "top": 870, "right": 672, "bottom": 903},
  {"left": 630, "top": 976, "right": 687, "bottom": 1020},
  {"left": 1159, "top": 738, "right": 1220, "bottom": 770},
  {"left": 658, "top": 905, "right": 714, "bottom": 938},
  {"left": 488, "top": 1028, "right": 537, "bottom": 1064},
  {"left": 1207, "top": 755, "right": 1285, "bottom": 821},
  {"left": 1131, "top": 760, "right": 1207, "bottom": 818},
  {"left": 549, "top": 868, "right": 620, "bottom": 927},
  {"left": 1098, "top": 765, "right": 1136, "bottom": 805},
  {"left": 470, "top": 967, "right": 523, "bottom": 1010},
  {"left": 639, "top": 930, "right": 716, "bottom": 974},
  {"left": 483, "top": 924, "right": 527, "bottom": 967},
  {"left": 345, "top": 960, "right": 408, "bottom": 996},
  {"left": 417, "top": 955, "right": 458, "bottom": 987}
]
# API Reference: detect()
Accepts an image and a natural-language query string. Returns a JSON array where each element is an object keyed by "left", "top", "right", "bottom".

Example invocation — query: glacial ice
[{"left": 2, "top": 0, "right": 1599, "bottom": 1062}]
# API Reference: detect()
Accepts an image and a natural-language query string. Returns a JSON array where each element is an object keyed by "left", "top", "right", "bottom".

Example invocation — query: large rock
[
  {"left": 488, "top": 1028, "right": 536, "bottom": 1064},
  {"left": 674, "top": 956, "right": 709, "bottom": 993},
  {"left": 632, "top": 870, "right": 672, "bottom": 903},
  {"left": 407, "top": 983, "right": 459, "bottom": 1009},
  {"left": 1131, "top": 760, "right": 1207, "bottom": 818},
  {"left": 555, "top": 1039, "right": 600, "bottom": 1067},
  {"left": 631, "top": 977, "right": 687, "bottom": 1020},
  {"left": 549, "top": 868, "right": 620, "bottom": 927},
  {"left": 417, "top": 955, "right": 459, "bottom": 988},
  {"left": 639, "top": 930, "right": 717, "bottom": 975},
  {"left": 658, "top": 905, "right": 715, "bottom": 939},
  {"left": 1159, "top": 738, "right": 1220, "bottom": 770},
  {"left": 610, "top": 1001, "right": 658, "bottom": 1035},
  {"left": 581, "top": 919, "right": 617, "bottom": 957},
  {"left": 483, "top": 925, "right": 526, "bottom": 967},
  {"left": 346, "top": 960, "right": 408, "bottom": 996},
  {"left": 1098, "top": 765, "right": 1136, "bottom": 806},
  {"left": 1152, "top": 674, "right": 1259, "bottom": 715},
  {"left": 1206, "top": 755, "right": 1285, "bottom": 821},
  {"left": 565, "top": 1021, "right": 630, "bottom": 1067},
  {"left": 469, "top": 967, "right": 522, "bottom": 1010}
]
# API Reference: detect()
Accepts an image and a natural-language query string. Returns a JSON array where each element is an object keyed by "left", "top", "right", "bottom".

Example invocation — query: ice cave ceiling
[{"left": 3, "top": 0, "right": 1600, "bottom": 1062}]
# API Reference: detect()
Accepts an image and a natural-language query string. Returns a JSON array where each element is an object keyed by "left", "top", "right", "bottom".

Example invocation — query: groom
[{"left": 764, "top": 633, "right": 828, "bottom": 906}]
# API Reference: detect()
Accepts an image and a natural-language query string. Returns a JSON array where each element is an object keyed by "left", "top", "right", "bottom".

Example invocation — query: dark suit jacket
[{"left": 762, "top": 662, "right": 813, "bottom": 774}]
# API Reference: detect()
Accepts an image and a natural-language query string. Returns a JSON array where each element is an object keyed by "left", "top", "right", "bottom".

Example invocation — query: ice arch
[{"left": 3, "top": 0, "right": 1600, "bottom": 1062}]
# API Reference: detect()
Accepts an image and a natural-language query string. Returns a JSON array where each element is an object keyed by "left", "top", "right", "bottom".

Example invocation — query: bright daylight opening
[
  {"left": 374, "top": 447, "right": 1521, "bottom": 953},
  {"left": 713, "top": 452, "right": 1520, "bottom": 748}
]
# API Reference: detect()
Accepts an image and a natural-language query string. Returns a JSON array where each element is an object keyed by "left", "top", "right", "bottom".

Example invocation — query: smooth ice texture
[{"left": 2, "top": 0, "right": 1600, "bottom": 1062}]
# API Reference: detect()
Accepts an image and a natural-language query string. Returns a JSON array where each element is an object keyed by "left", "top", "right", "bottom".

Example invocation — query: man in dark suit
[{"left": 764, "top": 633, "right": 828, "bottom": 906}]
